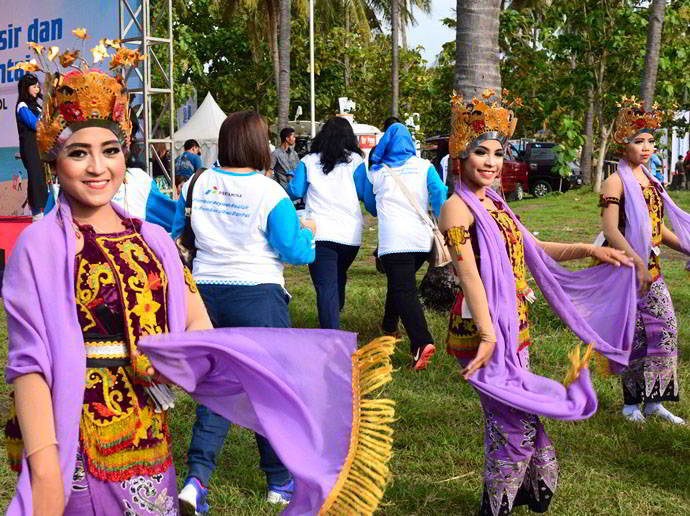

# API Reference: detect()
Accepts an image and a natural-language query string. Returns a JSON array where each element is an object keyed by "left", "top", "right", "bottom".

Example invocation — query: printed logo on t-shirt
[{"left": 204, "top": 185, "right": 241, "bottom": 197}]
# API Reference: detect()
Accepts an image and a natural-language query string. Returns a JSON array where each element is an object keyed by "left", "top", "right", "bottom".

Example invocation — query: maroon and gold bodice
[
  {"left": 75, "top": 218, "right": 172, "bottom": 481},
  {"left": 599, "top": 181, "right": 664, "bottom": 280},
  {"left": 447, "top": 201, "right": 531, "bottom": 360}
]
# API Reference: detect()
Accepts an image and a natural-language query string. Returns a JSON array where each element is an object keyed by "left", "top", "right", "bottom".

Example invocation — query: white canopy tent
[{"left": 173, "top": 92, "right": 227, "bottom": 168}]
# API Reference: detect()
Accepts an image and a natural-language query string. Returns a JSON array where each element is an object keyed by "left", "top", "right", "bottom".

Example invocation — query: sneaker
[
  {"left": 266, "top": 478, "right": 295, "bottom": 505},
  {"left": 413, "top": 344, "right": 436, "bottom": 371},
  {"left": 179, "top": 477, "right": 209, "bottom": 516}
]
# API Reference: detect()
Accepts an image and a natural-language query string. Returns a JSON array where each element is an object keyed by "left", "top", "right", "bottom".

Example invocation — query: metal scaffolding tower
[{"left": 118, "top": 0, "right": 175, "bottom": 193}]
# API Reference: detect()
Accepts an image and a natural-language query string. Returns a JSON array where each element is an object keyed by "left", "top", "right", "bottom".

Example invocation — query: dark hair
[
  {"left": 16, "top": 73, "right": 41, "bottom": 111},
  {"left": 184, "top": 139, "right": 200, "bottom": 151},
  {"left": 309, "top": 117, "right": 363, "bottom": 175},
  {"left": 217, "top": 111, "right": 271, "bottom": 171},
  {"left": 280, "top": 127, "right": 295, "bottom": 143},
  {"left": 383, "top": 117, "right": 400, "bottom": 131}
]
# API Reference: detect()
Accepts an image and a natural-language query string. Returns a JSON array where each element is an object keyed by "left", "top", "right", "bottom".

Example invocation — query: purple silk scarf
[
  {"left": 456, "top": 181, "right": 637, "bottom": 420},
  {"left": 3, "top": 196, "right": 368, "bottom": 516},
  {"left": 618, "top": 159, "right": 690, "bottom": 267}
]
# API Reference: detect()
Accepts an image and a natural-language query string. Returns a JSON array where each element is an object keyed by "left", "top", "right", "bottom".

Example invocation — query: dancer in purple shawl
[
  {"left": 3, "top": 45, "right": 394, "bottom": 516},
  {"left": 439, "top": 93, "right": 636, "bottom": 516},
  {"left": 599, "top": 97, "right": 690, "bottom": 425}
]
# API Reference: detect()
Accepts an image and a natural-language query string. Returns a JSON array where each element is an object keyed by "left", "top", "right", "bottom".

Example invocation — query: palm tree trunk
[
  {"left": 421, "top": 0, "right": 502, "bottom": 311},
  {"left": 391, "top": 0, "right": 400, "bottom": 117},
  {"left": 454, "top": 0, "right": 502, "bottom": 98},
  {"left": 581, "top": 87, "right": 594, "bottom": 185},
  {"left": 640, "top": 0, "right": 666, "bottom": 107},
  {"left": 278, "top": 0, "right": 291, "bottom": 131},
  {"left": 401, "top": 1, "right": 408, "bottom": 51},
  {"left": 266, "top": 0, "right": 280, "bottom": 118}
]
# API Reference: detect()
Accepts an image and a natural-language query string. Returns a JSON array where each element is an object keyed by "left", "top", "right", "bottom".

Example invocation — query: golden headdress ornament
[
  {"left": 10, "top": 30, "right": 144, "bottom": 162},
  {"left": 450, "top": 88, "right": 519, "bottom": 159},
  {"left": 612, "top": 96, "right": 663, "bottom": 146}
]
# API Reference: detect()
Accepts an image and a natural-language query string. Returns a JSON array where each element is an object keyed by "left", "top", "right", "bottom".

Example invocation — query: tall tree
[
  {"left": 455, "top": 0, "right": 502, "bottom": 98},
  {"left": 391, "top": 0, "right": 400, "bottom": 116},
  {"left": 278, "top": 0, "right": 292, "bottom": 130},
  {"left": 640, "top": 0, "right": 667, "bottom": 107},
  {"left": 420, "top": 0, "right": 503, "bottom": 310}
]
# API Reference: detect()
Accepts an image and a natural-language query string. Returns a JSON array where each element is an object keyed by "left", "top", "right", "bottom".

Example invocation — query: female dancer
[
  {"left": 15, "top": 72, "right": 48, "bottom": 220},
  {"left": 4, "top": 45, "right": 394, "bottom": 516},
  {"left": 287, "top": 116, "right": 366, "bottom": 329},
  {"left": 599, "top": 97, "right": 690, "bottom": 424},
  {"left": 439, "top": 92, "right": 636, "bottom": 515},
  {"left": 365, "top": 123, "right": 447, "bottom": 370}
]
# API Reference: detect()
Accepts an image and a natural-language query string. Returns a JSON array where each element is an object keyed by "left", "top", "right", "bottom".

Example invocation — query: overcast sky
[{"left": 406, "top": 0, "right": 456, "bottom": 65}]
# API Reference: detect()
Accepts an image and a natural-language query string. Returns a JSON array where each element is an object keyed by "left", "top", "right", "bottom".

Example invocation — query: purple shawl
[
  {"left": 456, "top": 181, "right": 637, "bottom": 420},
  {"left": 618, "top": 159, "right": 690, "bottom": 267},
  {"left": 3, "top": 198, "right": 382, "bottom": 515}
]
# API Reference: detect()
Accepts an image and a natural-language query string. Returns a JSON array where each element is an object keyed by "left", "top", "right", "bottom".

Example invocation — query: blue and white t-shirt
[
  {"left": 286, "top": 152, "right": 367, "bottom": 246},
  {"left": 172, "top": 168, "right": 315, "bottom": 287},
  {"left": 366, "top": 156, "right": 446, "bottom": 256}
]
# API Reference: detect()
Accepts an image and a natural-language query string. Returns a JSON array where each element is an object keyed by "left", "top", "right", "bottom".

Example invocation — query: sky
[{"left": 406, "top": 0, "right": 456, "bottom": 65}]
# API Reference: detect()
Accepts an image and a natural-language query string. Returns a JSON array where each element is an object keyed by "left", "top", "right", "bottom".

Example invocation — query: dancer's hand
[
  {"left": 133, "top": 349, "right": 174, "bottom": 385},
  {"left": 462, "top": 339, "right": 495, "bottom": 380},
  {"left": 635, "top": 259, "right": 654, "bottom": 296},
  {"left": 30, "top": 446, "right": 63, "bottom": 516},
  {"left": 590, "top": 246, "right": 633, "bottom": 267}
]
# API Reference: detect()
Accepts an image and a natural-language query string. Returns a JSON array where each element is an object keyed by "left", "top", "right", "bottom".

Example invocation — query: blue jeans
[
  {"left": 308, "top": 241, "right": 360, "bottom": 329},
  {"left": 186, "top": 283, "right": 292, "bottom": 487}
]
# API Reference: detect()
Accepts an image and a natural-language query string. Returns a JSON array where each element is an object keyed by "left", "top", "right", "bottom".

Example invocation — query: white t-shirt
[
  {"left": 368, "top": 156, "right": 434, "bottom": 256},
  {"left": 302, "top": 152, "right": 364, "bottom": 246},
  {"left": 182, "top": 169, "right": 296, "bottom": 286}
]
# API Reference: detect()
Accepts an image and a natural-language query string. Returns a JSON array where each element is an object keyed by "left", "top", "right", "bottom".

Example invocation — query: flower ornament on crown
[
  {"left": 449, "top": 88, "right": 519, "bottom": 159},
  {"left": 10, "top": 28, "right": 145, "bottom": 162},
  {"left": 612, "top": 96, "right": 665, "bottom": 146}
]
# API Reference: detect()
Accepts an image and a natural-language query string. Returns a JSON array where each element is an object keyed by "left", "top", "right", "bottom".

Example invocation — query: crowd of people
[{"left": 5, "top": 40, "right": 690, "bottom": 516}]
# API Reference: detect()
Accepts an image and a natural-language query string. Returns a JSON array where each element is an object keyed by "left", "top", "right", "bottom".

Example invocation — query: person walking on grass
[
  {"left": 286, "top": 117, "right": 367, "bottom": 329},
  {"left": 599, "top": 97, "right": 690, "bottom": 425},
  {"left": 439, "top": 92, "right": 636, "bottom": 516},
  {"left": 364, "top": 122, "right": 447, "bottom": 370},
  {"left": 172, "top": 111, "right": 316, "bottom": 513}
]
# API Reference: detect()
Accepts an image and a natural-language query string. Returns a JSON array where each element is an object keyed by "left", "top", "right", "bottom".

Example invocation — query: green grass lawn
[{"left": 2, "top": 189, "right": 690, "bottom": 515}]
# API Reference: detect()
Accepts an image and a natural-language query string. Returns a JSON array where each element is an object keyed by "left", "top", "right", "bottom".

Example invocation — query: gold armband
[
  {"left": 184, "top": 265, "right": 198, "bottom": 294},
  {"left": 445, "top": 226, "right": 471, "bottom": 260}
]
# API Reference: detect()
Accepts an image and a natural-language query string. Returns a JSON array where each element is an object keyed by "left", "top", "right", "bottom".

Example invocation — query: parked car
[
  {"left": 423, "top": 135, "right": 528, "bottom": 201},
  {"left": 510, "top": 141, "right": 583, "bottom": 197}
]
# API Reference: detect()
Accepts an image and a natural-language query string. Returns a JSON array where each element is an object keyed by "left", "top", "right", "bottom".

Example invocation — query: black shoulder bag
[{"left": 175, "top": 168, "right": 205, "bottom": 268}]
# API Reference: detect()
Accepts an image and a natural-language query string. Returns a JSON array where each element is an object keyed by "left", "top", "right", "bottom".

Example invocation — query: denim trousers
[
  {"left": 186, "top": 283, "right": 292, "bottom": 487},
  {"left": 308, "top": 241, "right": 360, "bottom": 329}
]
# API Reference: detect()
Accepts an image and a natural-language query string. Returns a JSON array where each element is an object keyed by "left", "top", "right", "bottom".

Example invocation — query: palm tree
[
  {"left": 454, "top": 0, "right": 502, "bottom": 98},
  {"left": 640, "top": 0, "right": 667, "bottom": 107},
  {"left": 278, "top": 0, "right": 292, "bottom": 131},
  {"left": 419, "top": 0, "right": 503, "bottom": 310}
]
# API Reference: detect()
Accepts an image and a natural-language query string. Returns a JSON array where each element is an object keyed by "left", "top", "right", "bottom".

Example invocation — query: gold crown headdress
[
  {"left": 450, "top": 88, "right": 519, "bottom": 159},
  {"left": 612, "top": 96, "right": 663, "bottom": 146},
  {"left": 10, "top": 29, "right": 144, "bottom": 162}
]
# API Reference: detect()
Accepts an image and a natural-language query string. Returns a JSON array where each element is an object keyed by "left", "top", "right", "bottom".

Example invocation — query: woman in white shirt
[
  {"left": 287, "top": 117, "right": 367, "bottom": 329},
  {"left": 172, "top": 111, "right": 316, "bottom": 512},
  {"left": 364, "top": 123, "right": 448, "bottom": 370}
]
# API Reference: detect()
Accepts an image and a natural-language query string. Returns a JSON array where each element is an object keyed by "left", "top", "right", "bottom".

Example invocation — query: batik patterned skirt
[
  {"left": 64, "top": 450, "right": 178, "bottom": 516},
  {"left": 622, "top": 276, "right": 679, "bottom": 405},
  {"left": 477, "top": 348, "right": 559, "bottom": 516}
]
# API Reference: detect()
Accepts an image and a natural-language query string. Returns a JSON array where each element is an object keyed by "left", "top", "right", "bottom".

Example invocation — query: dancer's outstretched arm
[{"left": 661, "top": 224, "right": 689, "bottom": 255}]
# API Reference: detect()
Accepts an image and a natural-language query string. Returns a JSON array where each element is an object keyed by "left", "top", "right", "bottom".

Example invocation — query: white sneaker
[
  {"left": 644, "top": 402, "right": 685, "bottom": 425},
  {"left": 179, "top": 477, "right": 209, "bottom": 515},
  {"left": 622, "top": 404, "right": 645, "bottom": 423}
]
